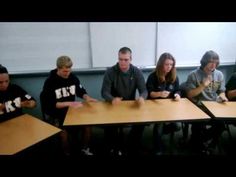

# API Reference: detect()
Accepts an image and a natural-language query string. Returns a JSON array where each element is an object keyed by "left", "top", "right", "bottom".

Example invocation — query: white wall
[
  {"left": 90, "top": 22, "right": 157, "bottom": 68},
  {"left": 0, "top": 22, "right": 235, "bottom": 74},
  {"left": 157, "top": 22, "right": 236, "bottom": 66},
  {"left": 0, "top": 22, "right": 91, "bottom": 73}
]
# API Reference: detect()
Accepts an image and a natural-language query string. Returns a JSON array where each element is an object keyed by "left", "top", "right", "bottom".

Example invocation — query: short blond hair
[{"left": 56, "top": 56, "right": 73, "bottom": 68}]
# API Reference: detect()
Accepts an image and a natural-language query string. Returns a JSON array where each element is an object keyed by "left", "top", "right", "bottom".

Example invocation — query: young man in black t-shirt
[{"left": 0, "top": 64, "right": 36, "bottom": 123}]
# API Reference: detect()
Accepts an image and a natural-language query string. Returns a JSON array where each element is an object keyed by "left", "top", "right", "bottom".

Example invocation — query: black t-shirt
[
  {"left": 0, "top": 84, "right": 35, "bottom": 122},
  {"left": 226, "top": 73, "right": 236, "bottom": 101},
  {"left": 146, "top": 72, "right": 180, "bottom": 99}
]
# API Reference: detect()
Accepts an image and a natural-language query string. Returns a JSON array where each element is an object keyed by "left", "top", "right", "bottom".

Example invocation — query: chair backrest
[
  {"left": 179, "top": 81, "right": 188, "bottom": 98},
  {"left": 179, "top": 82, "right": 191, "bottom": 140},
  {"left": 40, "top": 91, "right": 48, "bottom": 122}
]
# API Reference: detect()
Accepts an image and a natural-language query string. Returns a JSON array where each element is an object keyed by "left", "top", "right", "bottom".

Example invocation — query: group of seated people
[{"left": 1, "top": 47, "right": 236, "bottom": 157}]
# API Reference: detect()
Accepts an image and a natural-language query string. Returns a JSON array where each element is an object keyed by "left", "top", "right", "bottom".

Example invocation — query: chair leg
[
  {"left": 225, "top": 123, "right": 232, "bottom": 141},
  {"left": 169, "top": 131, "right": 175, "bottom": 154},
  {"left": 216, "top": 122, "right": 232, "bottom": 155},
  {"left": 182, "top": 123, "right": 189, "bottom": 142}
]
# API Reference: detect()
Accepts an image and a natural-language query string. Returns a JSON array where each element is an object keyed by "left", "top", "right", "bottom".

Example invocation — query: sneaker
[
  {"left": 155, "top": 151, "right": 163, "bottom": 156},
  {"left": 81, "top": 147, "right": 94, "bottom": 156},
  {"left": 108, "top": 149, "right": 113, "bottom": 156},
  {"left": 201, "top": 148, "right": 213, "bottom": 155},
  {"left": 203, "top": 139, "right": 213, "bottom": 148},
  {"left": 109, "top": 149, "right": 122, "bottom": 156},
  {"left": 118, "top": 150, "right": 122, "bottom": 156}
]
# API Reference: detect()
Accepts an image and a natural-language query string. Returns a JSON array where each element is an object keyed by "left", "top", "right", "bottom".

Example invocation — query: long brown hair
[{"left": 155, "top": 52, "right": 176, "bottom": 83}]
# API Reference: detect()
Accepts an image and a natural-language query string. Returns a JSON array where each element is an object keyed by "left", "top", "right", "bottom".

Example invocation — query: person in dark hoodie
[
  {"left": 101, "top": 47, "right": 147, "bottom": 156},
  {"left": 0, "top": 64, "right": 36, "bottom": 122},
  {"left": 41, "top": 56, "right": 97, "bottom": 156}
]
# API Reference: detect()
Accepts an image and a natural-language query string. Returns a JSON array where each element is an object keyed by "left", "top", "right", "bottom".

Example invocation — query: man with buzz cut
[{"left": 101, "top": 47, "right": 148, "bottom": 156}]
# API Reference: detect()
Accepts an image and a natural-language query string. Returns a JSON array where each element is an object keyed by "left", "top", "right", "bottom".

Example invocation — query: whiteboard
[
  {"left": 90, "top": 22, "right": 157, "bottom": 68},
  {"left": 157, "top": 22, "right": 236, "bottom": 67},
  {"left": 0, "top": 22, "right": 91, "bottom": 74},
  {"left": 1, "top": 22, "right": 236, "bottom": 74}
]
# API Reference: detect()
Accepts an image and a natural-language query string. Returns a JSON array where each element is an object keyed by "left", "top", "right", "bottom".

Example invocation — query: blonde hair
[{"left": 56, "top": 56, "right": 73, "bottom": 68}]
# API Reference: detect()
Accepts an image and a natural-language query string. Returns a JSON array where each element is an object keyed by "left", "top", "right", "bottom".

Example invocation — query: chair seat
[{"left": 163, "top": 123, "right": 180, "bottom": 134}]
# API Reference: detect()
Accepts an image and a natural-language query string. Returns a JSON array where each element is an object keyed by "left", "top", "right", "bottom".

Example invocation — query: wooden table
[
  {"left": 202, "top": 101, "right": 236, "bottom": 118},
  {"left": 0, "top": 114, "right": 61, "bottom": 155},
  {"left": 64, "top": 98, "right": 210, "bottom": 126}
]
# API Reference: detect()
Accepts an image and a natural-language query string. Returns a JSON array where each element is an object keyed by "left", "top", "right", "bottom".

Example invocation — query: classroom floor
[
  {"left": 8, "top": 122, "right": 236, "bottom": 161},
  {"left": 90, "top": 123, "right": 236, "bottom": 157}
]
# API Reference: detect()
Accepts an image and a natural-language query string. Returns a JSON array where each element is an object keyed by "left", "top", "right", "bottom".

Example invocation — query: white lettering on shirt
[
  {"left": 13, "top": 97, "right": 21, "bottom": 108},
  {"left": 69, "top": 85, "right": 75, "bottom": 95},
  {"left": 62, "top": 87, "right": 70, "bottom": 97},
  {"left": 55, "top": 89, "right": 62, "bottom": 99},
  {"left": 25, "top": 94, "right": 32, "bottom": 99},
  {"left": 55, "top": 85, "right": 76, "bottom": 99},
  {"left": 5, "top": 97, "right": 21, "bottom": 113}
]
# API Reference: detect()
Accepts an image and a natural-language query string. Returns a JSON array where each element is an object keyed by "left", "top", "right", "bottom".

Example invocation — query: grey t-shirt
[{"left": 185, "top": 67, "right": 225, "bottom": 106}]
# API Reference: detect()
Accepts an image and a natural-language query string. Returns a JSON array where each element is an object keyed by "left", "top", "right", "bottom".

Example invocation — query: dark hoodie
[
  {"left": 41, "top": 69, "right": 87, "bottom": 121},
  {"left": 101, "top": 63, "right": 147, "bottom": 101}
]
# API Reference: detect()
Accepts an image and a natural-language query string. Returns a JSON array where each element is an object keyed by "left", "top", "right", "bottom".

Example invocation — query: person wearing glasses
[{"left": 185, "top": 50, "right": 228, "bottom": 155}]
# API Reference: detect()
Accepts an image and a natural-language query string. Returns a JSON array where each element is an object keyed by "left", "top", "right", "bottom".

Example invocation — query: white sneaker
[
  {"left": 109, "top": 149, "right": 122, "bottom": 156},
  {"left": 118, "top": 150, "right": 122, "bottom": 156},
  {"left": 81, "top": 147, "right": 94, "bottom": 156}
]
